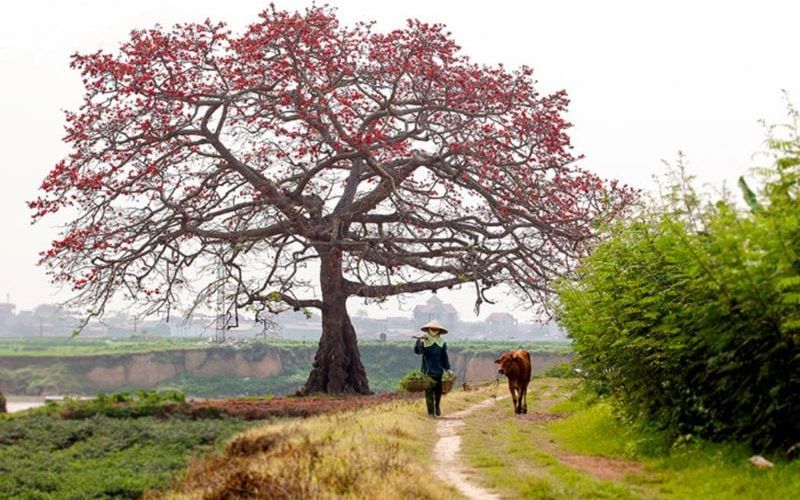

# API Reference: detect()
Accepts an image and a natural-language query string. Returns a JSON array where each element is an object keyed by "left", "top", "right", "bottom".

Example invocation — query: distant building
[
  {"left": 14, "top": 310, "right": 36, "bottom": 337},
  {"left": 351, "top": 316, "right": 386, "bottom": 338},
  {"left": 0, "top": 302, "right": 15, "bottom": 318},
  {"left": 485, "top": 312, "right": 518, "bottom": 332},
  {"left": 412, "top": 295, "right": 458, "bottom": 328},
  {"left": 529, "top": 322, "right": 569, "bottom": 341},
  {"left": 386, "top": 316, "right": 412, "bottom": 330},
  {"left": 0, "top": 302, "right": 15, "bottom": 330}
]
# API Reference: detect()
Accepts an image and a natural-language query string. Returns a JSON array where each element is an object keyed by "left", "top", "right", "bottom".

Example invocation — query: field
[
  {"left": 0, "top": 337, "right": 570, "bottom": 358},
  {"left": 6, "top": 336, "right": 796, "bottom": 498},
  {"left": 0, "top": 412, "right": 253, "bottom": 499},
  {"left": 4, "top": 373, "right": 800, "bottom": 498},
  {"left": 0, "top": 391, "right": 410, "bottom": 499},
  {"left": 0, "top": 337, "right": 211, "bottom": 357}
]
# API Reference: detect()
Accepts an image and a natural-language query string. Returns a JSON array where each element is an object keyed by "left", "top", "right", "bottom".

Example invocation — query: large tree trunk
[
  {"left": 302, "top": 250, "right": 370, "bottom": 394},
  {"left": 0, "top": 390, "right": 6, "bottom": 414}
]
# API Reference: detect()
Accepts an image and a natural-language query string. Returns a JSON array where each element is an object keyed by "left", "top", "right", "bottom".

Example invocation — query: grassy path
[
  {"left": 157, "top": 388, "right": 492, "bottom": 499},
  {"left": 461, "top": 379, "right": 650, "bottom": 499},
  {"left": 460, "top": 378, "right": 800, "bottom": 499}
]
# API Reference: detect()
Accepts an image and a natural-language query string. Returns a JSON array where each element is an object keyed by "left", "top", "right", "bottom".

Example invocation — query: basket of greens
[
  {"left": 441, "top": 371, "right": 457, "bottom": 395},
  {"left": 399, "top": 370, "right": 434, "bottom": 392}
]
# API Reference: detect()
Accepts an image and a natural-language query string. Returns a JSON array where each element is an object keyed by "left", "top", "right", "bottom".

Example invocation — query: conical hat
[{"left": 420, "top": 319, "right": 448, "bottom": 334}]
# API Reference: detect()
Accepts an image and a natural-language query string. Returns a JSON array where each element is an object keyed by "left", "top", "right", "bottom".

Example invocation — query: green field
[
  {"left": 0, "top": 337, "right": 301, "bottom": 357},
  {"left": 0, "top": 411, "right": 256, "bottom": 499},
  {"left": 0, "top": 337, "right": 569, "bottom": 357}
]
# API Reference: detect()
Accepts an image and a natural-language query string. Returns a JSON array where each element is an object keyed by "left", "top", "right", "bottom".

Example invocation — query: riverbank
[
  {"left": 0, "top": 339, "right": 571, "bottom": 397},
  {"left": 4, "top": 395, "right": 46, "bottom": 413}
]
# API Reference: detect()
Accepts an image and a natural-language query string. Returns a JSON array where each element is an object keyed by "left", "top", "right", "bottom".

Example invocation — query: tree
[{"left": 31, "top": 6, "right": 634, "bottom": 394}]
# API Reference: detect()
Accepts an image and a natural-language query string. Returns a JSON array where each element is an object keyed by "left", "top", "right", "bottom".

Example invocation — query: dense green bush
[
  {"left": 556, "top": 111, "right": 800, "bottom": 450},
  {"left": 57, "top": 390, "right": 187, "bottom": 419},
  {"left": 161, "top": 370, "right": 312, "bottom": 397},
  {"left": 540, "top": 360, "right": 578, "bottom": 378}
]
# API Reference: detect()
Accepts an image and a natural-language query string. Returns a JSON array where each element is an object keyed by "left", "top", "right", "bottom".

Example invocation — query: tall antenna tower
[{"left": 215, "top": 256, "right": 227, "bottom": 343}]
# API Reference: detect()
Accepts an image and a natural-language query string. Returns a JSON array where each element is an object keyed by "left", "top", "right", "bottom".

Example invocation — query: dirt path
[{"left": 433, "top": 396, "right": 508, "bottom": 500}]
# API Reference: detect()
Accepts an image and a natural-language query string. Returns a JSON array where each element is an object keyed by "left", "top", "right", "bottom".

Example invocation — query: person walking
[{"left": 414, "top": 320, "right": 452, "bottom": 417}]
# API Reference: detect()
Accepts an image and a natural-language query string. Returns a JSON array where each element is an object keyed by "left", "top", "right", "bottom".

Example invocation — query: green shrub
[
  {"left": 160, "top": 370, "right": 312, "bottom": 398},
  {"left": 58, "top": 390, "right": 187, "bottom": 419},
  {"left": 540, "top": 361, "right": 578, "bottom": 379},
  {"left": 556, "top": 109, "right": 800, "bottom": 451}
]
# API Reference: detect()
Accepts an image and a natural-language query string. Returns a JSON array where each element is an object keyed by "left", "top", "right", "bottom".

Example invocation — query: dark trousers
[{"left": 425, "top": 374, "right": 443, "bottom": 416}]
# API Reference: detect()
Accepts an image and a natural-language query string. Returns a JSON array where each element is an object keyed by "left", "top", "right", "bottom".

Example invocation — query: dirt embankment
[
  {"left": 0, "top": 346, "right": 570, "bottom": 395},
  {"left": 451, "top": 351, "right": 571, "bottom": 384},
  {"left": 83, "top": 350, "right": 285, "bottom": 388},
  {"left": 0, "top": 346, "right": 311, "bottom": 394}
]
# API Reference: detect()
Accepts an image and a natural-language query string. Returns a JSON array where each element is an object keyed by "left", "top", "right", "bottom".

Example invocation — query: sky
[{"left": 1, "top": 0, "right": 798, "bottom": 322}]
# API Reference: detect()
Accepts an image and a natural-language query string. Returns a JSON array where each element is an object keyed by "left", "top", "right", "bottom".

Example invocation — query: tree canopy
[{"left": 32, "top": 6, "right": 633, "bottom": 392}]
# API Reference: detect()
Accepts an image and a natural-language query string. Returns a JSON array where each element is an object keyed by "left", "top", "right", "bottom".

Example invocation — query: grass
[
  {"left": 0, "top": 337, "right": 210, "bottom": 357},
  {"left": 461, "top": 379, "right": 644, "bottom": 499},
  {"left": 460, "top": 378, "right": 800, "bottom": 499},
  {"left": 157, "top": 385, "right": 489, "bottom": 499},
  {"left": 8, "top": 374, "right": 796, "bottom": 499},
  {"left": 548, "top": 399, "right": 800, "bottom": 498},
  {"left": 0, "top": 337, "right": 570, "bottom": 358},
  {"left": 0, "top": 413, "right": 257, "bottom": 499},
  {"left": 0, "top": 389, "right": 418, "bottom": 499},
  {"left": 159, "top": 369, "right": 312, "bottom": 397},
  {"left": 450, "top": 340, "right": 572, "bottom": 356}
]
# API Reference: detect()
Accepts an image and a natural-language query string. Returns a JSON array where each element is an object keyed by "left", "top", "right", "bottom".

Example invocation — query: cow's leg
[
  {"left": 513, "top": 383, "right": 522, "bottom": 414},
  {"left": 521, "top": 382, "right": 528, "bottom": 414},
  {"left": 508, "top": 380, "right": 518, "bottom": 414}
]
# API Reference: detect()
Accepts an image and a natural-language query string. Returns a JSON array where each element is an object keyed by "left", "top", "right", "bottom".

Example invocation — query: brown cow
[{"left": 494, "top": 350, "right": 532, "bottom": 414}]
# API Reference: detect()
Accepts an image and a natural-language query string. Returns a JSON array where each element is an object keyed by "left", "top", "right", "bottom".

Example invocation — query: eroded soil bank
[{"left": 0, "top": 343, "right": 571, "bottom": 396}]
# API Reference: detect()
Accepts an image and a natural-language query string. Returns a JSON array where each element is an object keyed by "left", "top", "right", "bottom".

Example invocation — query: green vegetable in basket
[{"left": 399, "top": 370, "right": 435, "bottom": 391}]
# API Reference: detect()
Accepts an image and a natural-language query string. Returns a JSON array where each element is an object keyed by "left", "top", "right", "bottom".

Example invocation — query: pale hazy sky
[{"left": 1, "top": 1, "right": 798, "bottom": 321}]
